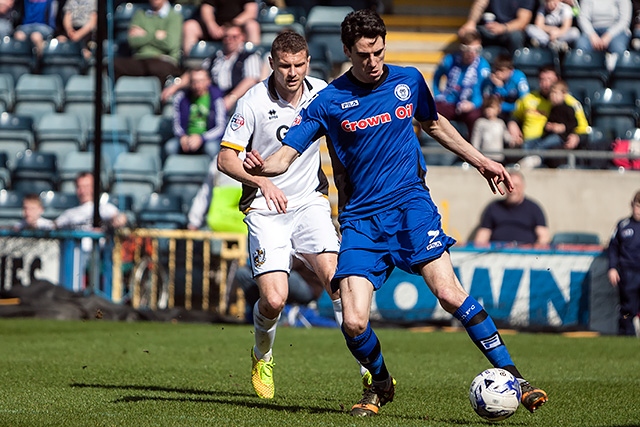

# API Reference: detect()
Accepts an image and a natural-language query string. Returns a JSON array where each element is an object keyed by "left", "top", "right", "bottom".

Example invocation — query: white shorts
[{"left": 244, "top": 194, "right": 340, "bottom": 276}]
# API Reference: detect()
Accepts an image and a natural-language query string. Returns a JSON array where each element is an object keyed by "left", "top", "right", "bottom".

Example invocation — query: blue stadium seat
[
  {"left": 551, "top": 232, "right": 600, "bottom": 245},
  {"left": 0, "top": 73, "right": 15, "bottom": 112},
  {"left": 40, "top": 191, "right": 80, "bottom": 220},
  {"left": 0, "top": 113, "right": 35, "bottom": 160},
  {"left": 0, "top": 37, "right": 36, "bottom": 84},
  {"left": 11, "top": 150, "right": 58, "bottom": 193},
  {"left": 137, "top": 192, "right": 188, "bottom": 229},
  {"left": 307, "top": 41, "right": 332, "bottom": 81},
  {"left": 161, "top": 154, "right": 210, "bottom": 205},
  {"left": 590, "top": 88, "right": 639, "bottom": 139},
  {"left": 40, "top": 40, "right": 88, "bottom": 86},
  {"left": 305, "top": 6, "right": 353, "bottom": 67},
  {"left": 562, "top": 49, "right": 609, "bottom": 107},
  {"left": 36, "top": 112, "right": 87, "bottom": 161},
  {"left": 0, "top": 189, "right": 24, "bottom": 227},
  {"left": 110, "top": 151, "right": 162, "bottom": 212},
  {"left": 609, "top": 50, "right": 640, "bottom": 99},
  {"left": 513, "top": 47, "right": 559, "bottom": 91}
]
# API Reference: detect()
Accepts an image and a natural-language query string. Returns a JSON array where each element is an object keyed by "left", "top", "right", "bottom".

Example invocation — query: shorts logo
[
  {"left": 479, "top": 332, "right": 503, "bottom": 351},
  {"left": 230, "top": 113, "right": 245, "bottom": 131},
  {"left": 341, "top": 100, "right": 359, "bottom": 109},
  {"left": 394, "top": 84, "right": 411, "bottom": 101},
  {"left": 253, "top": 248, "right": 266, "bottom": 267},
  {"left": 426, "top": 230, "right": 442, "bottom": 251}
]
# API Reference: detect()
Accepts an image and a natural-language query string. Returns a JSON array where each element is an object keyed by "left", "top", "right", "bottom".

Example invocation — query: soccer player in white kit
[{"left": 217, "top": 30, "right": 358, "bottom": 399}]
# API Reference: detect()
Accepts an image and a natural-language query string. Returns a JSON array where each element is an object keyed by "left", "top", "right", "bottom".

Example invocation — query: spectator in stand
[
  {"left": 526, "top": 0, "right": 581, "bottom": 52},
  {"left": 507, "top": 65, "right": 588, "bottom": 166},
  {"left": 632, "top": 0, "right": 640, "bottom": 50},
  {"left": 607, "top": 189, "right": 640, "bottom": 336},
  {"left": 13, "top": 193, "right": 54, "bottom": 231},
  {"left": 474, "top": 170, "right": 550, "bottom": 246},
  {"left": 113, "top": 0, "right": 183, "bottom": 86},
  {"left": 56, "top": 0, "right": 97, "bottom": 59},
  {"left": 458, "top": 0, "right": 535, "bottom": 54},
  {"left": 164, "top": 67, "right": 226, "bottom": 161},
  {"left": 55, "top": 172, "right": 127, "bottom": 230},
  {"left": 187, "top": 153, "right": 246, "bottom": 233},
  {"left": 521, "top": 80, "right": 577, "bottom": 152},
  {"left": 471, "top": 95, "right": 510, "bottom": 162},
  {"left": 575, "top": 0, "right": 632, "bottom": 63},
  {"left": 482, "top": 54, "right": 529, "bottom": 122},
  {"left": 181, "top": 0, "right": 260, "bottom": 57},
  {"left": 433, "top": 31, "right": 490, "bottom": 139},
  {"left": 13, "top": 0, "right": 56, "bottom": 56},
  {"left": 162, "top": 23, "right": 262, "bottom": 112},
  {"left": 0, "top": 0, "right": 17, "bottom": 37}
]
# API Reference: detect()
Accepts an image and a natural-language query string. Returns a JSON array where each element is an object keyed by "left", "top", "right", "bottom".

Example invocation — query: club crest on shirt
[
  {"left": 291, "top": 114, "right": 302, "bottom": 127},
  {"left": 253, "top": 248, "right": 266, "bottom": 267},
  {"left": 394, "top": 84, "right": 411, "bottom": 101},
  {"left": 341, "top": 100, "right": 359, "bottom": 109},
  {"left": 230, "top": 113, "right": 245, "bottom": 131}
]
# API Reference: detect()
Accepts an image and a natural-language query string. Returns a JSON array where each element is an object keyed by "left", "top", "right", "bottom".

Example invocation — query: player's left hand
[{"left": 478, "top": 160, "right": 513, "bottom": 195}]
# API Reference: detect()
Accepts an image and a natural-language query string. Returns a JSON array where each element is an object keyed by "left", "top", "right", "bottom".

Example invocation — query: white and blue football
[{"left": 469, "top": 368, "right": 522, "bottom": 422}]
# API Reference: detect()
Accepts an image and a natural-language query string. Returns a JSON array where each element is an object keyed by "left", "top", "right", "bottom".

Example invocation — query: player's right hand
[{"left": 259, "top": 179, "right": 288, "bottom": 214}]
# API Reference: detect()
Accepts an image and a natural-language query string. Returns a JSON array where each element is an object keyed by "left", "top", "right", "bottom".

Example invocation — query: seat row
[
  {"left": 0, "top": 188, "right": 191, "bottom": 230},
  {"left": 0, "top": 149, "right": 211, "bottom": 213}
]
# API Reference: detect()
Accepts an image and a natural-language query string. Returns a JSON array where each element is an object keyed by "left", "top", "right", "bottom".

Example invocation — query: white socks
[{"left": 253, "top": 300, "right": 279, "bottom": 362}]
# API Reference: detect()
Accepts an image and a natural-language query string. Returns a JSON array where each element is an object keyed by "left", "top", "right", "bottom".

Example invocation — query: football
[{"left": 469, "top": 368, "right": 522, "bottom": 422}]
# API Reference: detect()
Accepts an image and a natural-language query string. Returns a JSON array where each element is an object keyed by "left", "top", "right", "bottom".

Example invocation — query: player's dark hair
[
  {"left": 340, "top": 9, "right": 386, "bottom": 50},
  {"left": 271, "top": 30, "right": 309, "bottom": 59}
]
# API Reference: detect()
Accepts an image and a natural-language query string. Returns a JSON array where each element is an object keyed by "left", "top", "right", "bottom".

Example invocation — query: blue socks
[
  {"left": 454, "top": 296, "right": 517, "bottom": 372},
  {"left": 342, "top": 323, "right": 389, "bottom": 381}
]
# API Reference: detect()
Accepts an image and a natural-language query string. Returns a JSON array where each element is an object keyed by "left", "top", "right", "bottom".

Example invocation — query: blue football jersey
[{"left": 283, "top": 64, "right": 438, "bottom": 222}]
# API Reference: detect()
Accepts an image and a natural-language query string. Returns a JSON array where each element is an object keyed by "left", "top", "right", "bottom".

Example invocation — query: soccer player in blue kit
[{"left": 243, "top": 9, "right": 548, "bottom": 417}]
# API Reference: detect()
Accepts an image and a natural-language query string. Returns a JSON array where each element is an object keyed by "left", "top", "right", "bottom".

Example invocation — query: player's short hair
[
  {"left": 341, "top": 9, "right": 386, "bottom": 50},
  {"left": 492, "top": 54, "right": 514, "bottom": 71},
  {"left": 633, "top": 190, "right": 640, "bottom": 204},
  {"left": 271, "top": 30, "right": 308, "bottom": 59}
]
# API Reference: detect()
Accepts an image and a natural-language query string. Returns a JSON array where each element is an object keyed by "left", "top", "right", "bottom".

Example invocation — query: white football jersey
[{"left": 221, "top": 75, "right": 328, "bottom": 211}]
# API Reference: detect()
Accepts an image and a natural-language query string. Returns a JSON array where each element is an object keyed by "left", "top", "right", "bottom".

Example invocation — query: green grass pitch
[{"left": 1, "top": 318, "right": 639, "bottom": 427}]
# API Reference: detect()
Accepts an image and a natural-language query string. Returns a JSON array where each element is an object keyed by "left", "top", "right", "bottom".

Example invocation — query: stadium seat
[
  {"left": 0, "top": 113, "right": 36, "bottom": 160},
  {"left": 64, "top": 74, "right": 112, "bottom": 132},
  {"left": 87, "top": 113, "right": 135, "bottom": 172},
  {"left": 551, "top": 232, "right": 600, "bottom": 245},
  {"left": 561, "top": 49, "right": 609, "bottom": 106},
  {"left": 480, "top": 45, "right": 510, "bottom": 66},
  {"left": 106, "top": 193, "right": 136, "bottom": 225},
  {"left": 135, "top": 114, "right": 173, "bottom": 159},
  {"left": 184, "top": 40, "right": 223, "bottom": 70},
  {"left": 40, "top": 191, "right": 80, "bottom": 220},
  {"left": 59, "top": 151, "right": 111, "bottom": 194},
  {"left": 590, "top": 88, "right": 639, "bottom": 139},
  {"left": 173, "top": 2, "right": 197, "bottom": 21},
  {"left": 35, "top": 112, "right": 87, "bottom": 160},
  {"left": 15, "top": 73, "right": 64, "bottom": 111},
  {"left": 137, "top": 192, "right": 188, "bottom": 229},
  {"left": 258, "top": 5, "right": 306, "bottom": 45},
  {"left": 609, "top": 50, "right": 640, "bottom": 99},
  {"left": 307, "top": 41, "right": 333, "bottom": 81},
  {"left": 0, "top": 37, "right": 36, "bottom": 84},
  {"left": 0, "top": 189, "right": 24, "bottom": 227},
  {"left": 113, "top": 2, "right": 144, "bottom": 43},
  {"left": 161, "top": 154, "right": 210, "bottom": 205},
  {"left": 305, "top": 6, "right": 354, "bottom": 67},
  {"left": 39, "top": 39, "right": 88, "bottom": 86},
  {"left": 110, "top": 151, "right": 162, "bottom": 212},
  {"left": 513, "top": 47, "right": 559, "bottom": 90},
  {"left": 0, "top": 73, "right": 15, "bottom": 112},
  {"left": 11, "top": 150, "right": 58, "bottom": 194}
]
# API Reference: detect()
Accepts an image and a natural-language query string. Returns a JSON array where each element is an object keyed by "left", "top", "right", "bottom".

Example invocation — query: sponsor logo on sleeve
[{"left": 230, "top": 113, "right": 245, "bottom": 131}]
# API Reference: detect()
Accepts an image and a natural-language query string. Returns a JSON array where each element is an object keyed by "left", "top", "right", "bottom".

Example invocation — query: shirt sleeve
[
  {"left": 282, "top": 98, "right": 326, "bottom": 154},
  {"left": 220, "top": 94, "right": 256, "bottom": 151}
]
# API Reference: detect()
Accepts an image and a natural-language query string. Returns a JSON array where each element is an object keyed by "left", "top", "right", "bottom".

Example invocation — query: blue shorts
[{"left": 331, "top": 192, "right": 456, "bottom": 292}]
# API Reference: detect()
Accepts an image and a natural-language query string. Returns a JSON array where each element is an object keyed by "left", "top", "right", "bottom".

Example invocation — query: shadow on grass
[{"left": 70, "top": 382, "right": 342, "bottom": 415}]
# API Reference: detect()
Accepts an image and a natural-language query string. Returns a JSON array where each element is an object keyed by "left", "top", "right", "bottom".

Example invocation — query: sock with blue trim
[{"left": 454, "top": 296, "right": 521, "bottom": 377}]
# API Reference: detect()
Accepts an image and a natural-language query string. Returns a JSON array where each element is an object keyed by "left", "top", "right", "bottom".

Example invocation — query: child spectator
[
  {"left": 13, "top": 193, "right": 54, "bottom": 231},
  {"left": 607, "top": 189, "right": 640, "bottom": 336},
  {"left": 482, "top": 54, "right": 530, "bottom": 122},
  {"left": 471, "top": 95, "right": 511, "bottom": 162},
  {"left": 13, "top": 0, "right": 56, "bottom": 56},
  {"left": 522, "top": 80, "right": 577, "bottom": 151},
  {"left": 57, "top": 0, "right": 97, "bottom": 60},
  {"left": 526, "top": 0, "right": 581, "bottom": 52}
]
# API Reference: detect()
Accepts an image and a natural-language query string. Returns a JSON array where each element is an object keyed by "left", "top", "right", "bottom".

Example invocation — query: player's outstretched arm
[
  {"left": 422, "top": 114, "right": 513, "bottom": 195},
  {"left": 243, "top": 145, "right": 300, "bottom": 177}
]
